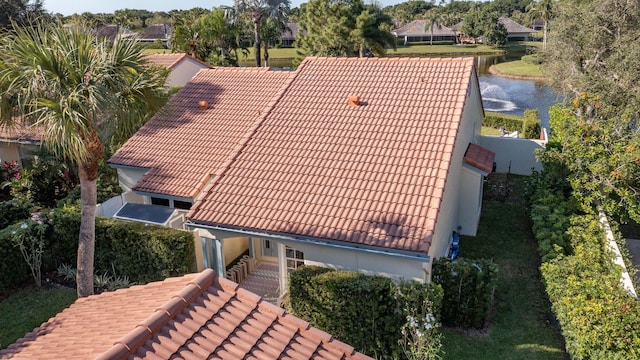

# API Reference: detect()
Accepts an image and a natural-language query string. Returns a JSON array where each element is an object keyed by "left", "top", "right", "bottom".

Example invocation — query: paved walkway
[
  {"left": 627, "top": 239, "right": 640, "bottom": 284},
  {"left": 238, "top": 262, "right": 280, "bottom": 303}
]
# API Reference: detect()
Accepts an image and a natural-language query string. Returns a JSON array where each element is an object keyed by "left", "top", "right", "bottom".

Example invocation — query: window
[
  {"left": 151, "top": 197, "right": 170, "bottom": 207},
  {"left": 174, "top": 200, "right": 192, "bottom": 210},
  {"left": 285, "top": 246, "right": 304, "bottom": 273}
]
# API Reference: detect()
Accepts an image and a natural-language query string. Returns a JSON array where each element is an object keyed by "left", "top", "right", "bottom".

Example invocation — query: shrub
[
  {"left": 288, "top": 266, "right": 443, "bottom": 359},
  {"left": 483, "top": 112, "right": 523, "bottom": 132},
  {"left": 521, "top": 54, "right": 543, "bottom": 65},
  {"left": 48, "top": 205, "right": 195, "bottom": 284},
  {"left": 0, "top": 198, "right": 31, "bottom": 229},
  {"left": 523, "top": 109, "right": 541, "bottom": 139},
  {"left": 0, "top": 226, "right": 30, "bottom": 291},
  {"left": 8, "top": 219, "right": 48, "bottom": 287},
  {"left": 432, "top": 257, "right": 498, "bottom": 329}
]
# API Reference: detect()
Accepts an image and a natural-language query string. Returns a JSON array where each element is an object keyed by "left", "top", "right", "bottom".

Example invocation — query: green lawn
[
  {"left": 0, "top": 285, "right": 76, "bottom": 349},
  {"left": 441, "top": 176, "right": 565, "bottom": 360},
  {"left": 493, "top": 60, "right": 546, "bottom": 79}
]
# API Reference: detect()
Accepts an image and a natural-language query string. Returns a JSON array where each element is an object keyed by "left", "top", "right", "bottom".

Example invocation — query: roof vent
[
  {"left": 348, "top": 96, "right": 360, "bottom": 107},
  {"left": 198, "top": 100, "right": 209, "bottom": 109}
]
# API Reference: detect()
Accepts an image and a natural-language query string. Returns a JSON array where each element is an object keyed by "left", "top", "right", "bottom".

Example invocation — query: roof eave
[{"left": 186, "top": 222, "right": 431, "bottom": 262}]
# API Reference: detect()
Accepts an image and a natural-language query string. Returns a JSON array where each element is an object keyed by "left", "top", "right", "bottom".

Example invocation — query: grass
[
  {"left": 492, "top": 60, "right": 546, "bottom": 78},
  {"left": 0, "top": 285, "right": 76, "bottom": 349},
  {"left": 481, "top": 126, "right": 503, "bottom": 136},
  {"left": 441, "top": 175, "right": 566, "bottom": 360}
]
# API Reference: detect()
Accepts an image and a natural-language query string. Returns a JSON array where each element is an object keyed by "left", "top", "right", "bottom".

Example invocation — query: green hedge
[
  {"left": 483, "top": 110, "right": 542, "bottom": 139},
  {"left": 529, "top": 164, "right": 640, "bottom": 358},
  {"left": 48, "top": 205, "right": 195, "bottom": 283},
  {"left": 288, "top": 266, "right": 443, "bottom": 359},
  {"left": 432, "top": 257, "right": 499, "bottom": 328},
  {"left": 0, "top": 226, "right": 30, "bottom": 290},
  {"left": 0, "top": 199, "right": 31, "bottom": 229}
]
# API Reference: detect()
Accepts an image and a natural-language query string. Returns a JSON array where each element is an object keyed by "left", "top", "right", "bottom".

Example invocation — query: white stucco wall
[
  {"left": 115, "top": 167, "right": 149, "bottom": 192},
  {"left": 458, "top": 166, "right": 483, "bottom": 236},
  {"left": 478, "top": 135, "right": 546, "bottom": 175},
  {"left": 223, "top": 236, "right": 250, "bottom": 266},
  {"left": 429, "top": 72, "right": 484, "bottom": 259},
  {"left": 0, "top": 142, "right": 38, "bottom": 165},
  {"left": 278, "top": 240, "right": 429, "bottom": 282},
  {"left": 167, "top": 59, "right": 210, "bottom": 88}
]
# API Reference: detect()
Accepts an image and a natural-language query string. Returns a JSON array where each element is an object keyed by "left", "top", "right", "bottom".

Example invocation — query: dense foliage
[
  {"left": 528, "top": 145, "right": 640, "bottom": 358},
  {"left": 432, "top": 257, "right": 499, "bottom": 329},
  {"left": 288, "top": 266, "right": 443, "bottom": 359},
  {"left": 295, "top": 0, "right": 395, "bottom": 63}
]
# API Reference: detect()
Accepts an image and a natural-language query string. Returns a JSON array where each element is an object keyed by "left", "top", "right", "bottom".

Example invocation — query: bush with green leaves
[
  {"left": 0, "top": 198, "right": 31, "bottom": 229},
  {"left": 0, "top": 226, "right": 30, "bottom": 291},
  {"left": 483, "top": 112, "right": 523, "bottom": 132},
  {"left": 288, "top": 266, "right": 443, "bottom": 359},
  {"left": 529, "top": 160, "right": 640, "bottom": 358},
  {"left": 523, "top": 109, "right": 541, "bottom": 139},
  {"left": 7, "top": 219, "right": 48, "bottom": 287},
  {"left": 5, "top": 149, "right": 77, "bottom": 208},
  {"left": 48, "top": 205, "right": 195, "bottom": 283},
  {"left": 431, "top": 257, "right": 498, "bottom": 329}
]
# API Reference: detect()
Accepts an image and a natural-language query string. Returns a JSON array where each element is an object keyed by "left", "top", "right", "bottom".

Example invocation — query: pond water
[
  {"left": 475, "top": 54, "right": 561, "bottom": 130},
  {"left": 243, "top": 54, "right": 561, "bottom": 130}
]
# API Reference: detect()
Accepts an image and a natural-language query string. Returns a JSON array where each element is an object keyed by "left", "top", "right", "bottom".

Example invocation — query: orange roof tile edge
[{"left": 464, "top": 143, "right": 496, "bottom": 174}]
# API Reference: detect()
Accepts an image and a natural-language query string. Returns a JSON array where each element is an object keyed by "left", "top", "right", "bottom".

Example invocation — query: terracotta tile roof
[
  {"left": 393, "top": 20, "right": 456, "bottom": 37},
  {"left": 0, "top": 269, "right": 369, "bottom": 360},
  {"left": 108, "top": 67, "right": 291, "bottom": 198},
  {"left": 0, "top": 122, "right": 43, "bottom": 142},
  {"left": 464, "top": 143, "right": 495, "bottom": 174},
  {"left": 188, "top": 57, "right": 477, "bottom": 254},
  {"left": 143, "top": 53, "right": 212, "bottom": 70}
]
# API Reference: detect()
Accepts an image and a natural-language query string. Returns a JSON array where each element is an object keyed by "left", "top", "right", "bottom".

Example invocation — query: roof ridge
[
  {"left": 188, "top": 64, "right": 304, "bottom": 217},
  {"left": 96, "top": 269, "right": 216, "bottom": 359}
]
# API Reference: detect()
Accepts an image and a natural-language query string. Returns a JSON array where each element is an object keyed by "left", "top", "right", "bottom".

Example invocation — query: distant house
[
  {"left": 143, "top": 53, "right": 212, "bottom": 88},
  {"left": 499, "top": 17, "right": 535, "bottom": 41},
  {"left": 392, "top": 20, "right": 457, "bottom": 44},
  {"left": 94, "top": 24, "right": 135, "bottom": 41},
  {"left": 450, "top": 17, "right": 535, "bottom": 42},
  {"left": 0, "top": 269, "right": 370, "bottom": 359},
  {"left": 109, "top": 57, "right": 495, "bottom": 300},
  {"left": 137, "top": 24, "right": 173, "bottom": 46},
  {"left": 279, "top": 22, "right": 298, "bottom": 47},
  {"left": 0, "top": 123, "right": 41, "bottom": 165}
]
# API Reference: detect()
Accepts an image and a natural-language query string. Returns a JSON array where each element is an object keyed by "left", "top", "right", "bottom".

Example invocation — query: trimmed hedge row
[
  {"left": 528, "top": 167, "right": 640, "bottom": 358},
  {"left": 49, "top": 205, "right": 196, "bottom": 283},
  {"left": 0, "top": 204, "right": 196, "bottom": 291},
  {"left": 288, "top": 266, "right": 443, "bottom": 359},
  {"left": 432, "top": 257, "right": 499, "bottom": 328},
  {"left": 483, "top": 110, "right": 541, "bottom": 139}
]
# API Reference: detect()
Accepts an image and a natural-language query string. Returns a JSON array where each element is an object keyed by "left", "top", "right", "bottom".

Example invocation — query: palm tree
[
  {"left": 0, "top": 20, "right": 168, "bottom": 297},
  {"left": 231, "top": 0, "right": 290, "bottom": 67},
  {"left": 526, "top": 0, "right": 554, "bottom": 50},
  {"left": 425, "top": 7, "right": 443, "bottom": 46}
]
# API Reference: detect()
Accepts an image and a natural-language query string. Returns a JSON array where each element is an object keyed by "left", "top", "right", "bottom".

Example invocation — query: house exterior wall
[
  {"left": 277, "top": 240, "right": 429, "bottom": 282},
  {"left": 166, "top": 59, "right": 209, "bottom": 88},
  {"left": 458, "top": 166, "right": 483, "bottom": 236},
  {"left": 0, "top": 142, "right": 38, "bottom": 165},
  {"left": 429, "top": 74, "right": 484, "bottom": 259},
  {"left": 223, "top": 236, "right": 250, "bottom": 266},
  {"left": 478, "top": 135, "right": 545, "bottom": 175},
  {"left": 115, "top": 167, "right": 148, "bottom": 192}
]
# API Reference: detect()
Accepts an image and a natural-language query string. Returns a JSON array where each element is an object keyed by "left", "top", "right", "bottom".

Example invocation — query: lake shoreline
[{"left": 488, "top": 64, "right": 549, "bottom": 83}]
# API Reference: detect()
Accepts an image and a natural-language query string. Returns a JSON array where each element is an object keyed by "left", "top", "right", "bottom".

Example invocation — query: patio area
[{"left": 237, "top": 262, "right": 280, "bottom": 303}]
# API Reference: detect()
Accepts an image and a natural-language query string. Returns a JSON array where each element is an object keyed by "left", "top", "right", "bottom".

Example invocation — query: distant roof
[
  {"left": 188, "top": 57, "right": 479, "bottom": 254},
  {"left": 281, "top": 22, "right": 299, "bottom": 40},
  {"left": 393, "top": 20, "right": 456, "bottom": 37},
  {"left": 94, "top": 24, "right": 135, "bottom": 40},
  {"left": 0, "top": 122, "right": 42, "bottom": 143},
  {"left": 142, "top": 53, "right": 212, "bottom": 70},
  {"left": 0, "top": 269, "right": 370, "bottom": 359},
  {"left": 137, "top": 24, "right": 172, "bottom": 41},
  {"left": 498, "top": 17, "right": 535, "bottom": 34},
  {"left": 108, "top": 68, "right": 292, "bottom": 198}
]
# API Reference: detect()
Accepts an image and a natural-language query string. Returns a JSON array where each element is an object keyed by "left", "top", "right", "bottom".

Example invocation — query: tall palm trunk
[
  {"left": 76, "top": 129, "right": 102, "bottom": 298},
  {"left": 254, "top": 18, "right": 261, "bottom": 67}
]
